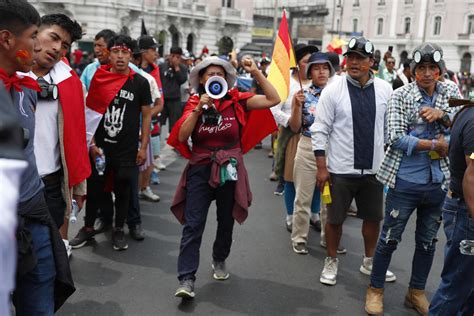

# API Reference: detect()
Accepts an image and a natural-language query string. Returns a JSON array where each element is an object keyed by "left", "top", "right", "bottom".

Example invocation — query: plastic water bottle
[
  {"left": 70, "top": 199, "right": 79, "bottom": 224},
  {"left": 95, "top": 149, "right": 106, "bottom": 176},
  {"left": 459, "top": 240, "right": 474, "bottom": 255}
]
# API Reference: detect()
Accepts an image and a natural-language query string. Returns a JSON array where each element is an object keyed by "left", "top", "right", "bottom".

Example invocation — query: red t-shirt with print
[{"left": 192, "top": 102, "right": 247, "bottom": 153}]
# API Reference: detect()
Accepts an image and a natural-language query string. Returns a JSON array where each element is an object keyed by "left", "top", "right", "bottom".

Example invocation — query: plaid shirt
[{"left": 376, "top": 80, "right": 462, "bottom": 188}]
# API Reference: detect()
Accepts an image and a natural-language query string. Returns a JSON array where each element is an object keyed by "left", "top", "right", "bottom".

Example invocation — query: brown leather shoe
[
  {"left": 405, "top": 288, "right": 429, "bottom": 315},
  {"left": 365, "top": 286, "right": 384, "bottom": 315}
]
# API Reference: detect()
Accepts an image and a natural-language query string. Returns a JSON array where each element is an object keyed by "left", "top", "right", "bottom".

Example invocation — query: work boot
[
  {"left": 365, "top": 286, "right": 384, "bottom": 315},
  {"left": 404, "top": 288, "right": 429, "bottom": 315}
]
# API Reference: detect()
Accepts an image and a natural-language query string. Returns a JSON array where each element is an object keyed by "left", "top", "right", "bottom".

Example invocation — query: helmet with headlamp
[{"left": 410, "top": 43, "right": 444, "bottom": 74}]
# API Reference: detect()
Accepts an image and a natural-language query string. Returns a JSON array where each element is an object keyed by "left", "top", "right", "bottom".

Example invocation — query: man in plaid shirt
[{"left": 365, "top": 43, "right": 461, "bottom": 315}]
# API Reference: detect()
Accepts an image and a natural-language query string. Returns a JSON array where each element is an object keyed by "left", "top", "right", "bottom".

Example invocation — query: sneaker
[
  {"left": 269, "top": 171, "right": 278, "bottom": 181},
  {"left": 310, "top": 219, "right": 322, "bottom": 232},
  {"left": 140, "top": 187, "right": 160, "bottom": 202},
  {"left": 154, "top": 158, "right": 166, "bottom": 170},
  {"left": 268, "top": 150, "right": 274, "bottom": 158},
  {"left": 63, "top": 239, "right": 72, "bottom": 258},
  {"left": 274, "top": 182, "right": 284, "bottom": 196},
  {"left": 112, "top": 228, "right": 128, "bottom": 251},
  {"left": 347, "top": 205, "right": 357, "bottom": 217},
  {"left": 254, "top": 142, "right": 263, "bottom": 149},
  {"left": 212, "top": 260, "right": 230, "bottom": 280},
  {"left": 292, "top": 242, "right": 308, "bottom": 254},
  {"left": 69, "top": 227, "right": 95, "bottom": 249},
  {"left": 175, "top": 279, "right": 195, "bottom": 298},
  {"left": 94, "top": 218, "right": 113, "bottom": 234},
  {"left": 129, "top": 224, "right": 145, "bottom": 241},
  {"left": 360, "top": 256, "right": 397, "bottom": 282},
  {"left": 320, "top": 257, "right": 339, "bottom": 285},
  {"left": 285, "top": 215, "right": 292, "bottom": 232},
  {"left": 320, "top": 240, "right": 347, "bottom": 255},
  {"left": 151, "top": 170, "right": 160, "bottom": 185}
]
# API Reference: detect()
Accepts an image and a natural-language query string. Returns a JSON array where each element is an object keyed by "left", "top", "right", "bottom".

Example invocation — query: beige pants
[{"left": 291, "top": 136, "right": 319, "bottom": 245}]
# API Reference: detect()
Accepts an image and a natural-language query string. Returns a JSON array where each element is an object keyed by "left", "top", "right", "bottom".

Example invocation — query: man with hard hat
[{"left": 366, "top": 43, "right": 462, "bottom": 315}]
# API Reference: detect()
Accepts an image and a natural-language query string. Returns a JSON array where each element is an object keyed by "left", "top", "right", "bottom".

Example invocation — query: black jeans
[
  {"left": 127, "top": 165, "right": 141, "bottom": 228},
  {"left": 43, "top": 178, "right": 66, "bottom": 229},
  {"left": 177, "top": 164, "right": 236, "bottom": 281},
  {"left": 84, "top": 158, "right": 114, "bottom": 228},
  {"left": 85, "top": 165, "right": 138, "bottom": 229}
]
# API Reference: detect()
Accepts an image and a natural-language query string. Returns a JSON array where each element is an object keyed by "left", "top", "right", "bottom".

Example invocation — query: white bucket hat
[{"left": 189, "top": 56, "right": 237, "bottom": 92}]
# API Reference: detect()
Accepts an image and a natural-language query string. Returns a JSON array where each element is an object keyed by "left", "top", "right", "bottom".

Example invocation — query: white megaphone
[{"left": 205, "top": 76, "right": 228, "bottom": 99}]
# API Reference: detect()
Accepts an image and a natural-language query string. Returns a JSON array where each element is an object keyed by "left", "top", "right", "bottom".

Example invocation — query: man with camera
[
  {"left": 160, "top": 46, "right": 188, "bottom": 132},
  {"left": 25, "top": 14, "right": 90, "bottom": 256}
]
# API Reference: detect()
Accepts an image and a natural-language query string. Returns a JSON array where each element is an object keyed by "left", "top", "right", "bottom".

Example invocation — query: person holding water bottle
[{"left": 310, "top": 37, "right": 394, "bottom": 287}]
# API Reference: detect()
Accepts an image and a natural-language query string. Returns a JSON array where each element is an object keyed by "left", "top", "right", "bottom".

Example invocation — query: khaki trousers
[{"left": 291, "top": 136, "right": 319, "bottom": 245}]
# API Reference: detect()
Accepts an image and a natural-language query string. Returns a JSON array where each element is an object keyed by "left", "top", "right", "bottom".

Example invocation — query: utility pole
[
  {"left": 272, "top": 0, "right": 279, "bottom": 43},
  {"left": 422, "top": 0, "right": 429, "bottom": 42}
]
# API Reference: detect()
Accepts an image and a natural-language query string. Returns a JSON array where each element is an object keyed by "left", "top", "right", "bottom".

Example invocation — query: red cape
[
  {"left": 167, "top": 88, "right": 277, "bottom": 158},
  {"left": 58, "top": 68, "right": 91, "bottom": 187},
  {"left": 148, "top": 63, "right": 163, "bottom": 94},
  {"left": 86, "top": 65, "right": 136, "bottom": 115}
]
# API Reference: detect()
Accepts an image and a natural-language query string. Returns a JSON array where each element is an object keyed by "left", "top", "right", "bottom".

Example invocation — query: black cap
[
  {"left": 344, "top": 37, "right": 374, "bottom": 58},
  {"left": 138, "top": 35, "right": 158, "bottom": 51},
  {"left": 294, "top": 44, "right": 319, "bottom": 63},
  {"left": 170, "top": 46, "right": 183, "bottom": 55},
  {"left": 326, "top": 52, "right": 340, "bottom": 72}
]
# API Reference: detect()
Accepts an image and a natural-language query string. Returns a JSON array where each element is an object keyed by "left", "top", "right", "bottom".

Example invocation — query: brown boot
[
  {"left": 405, "top": 288, "right": 429, "bottom": 315},
  {"left": 365, "top": 286, "right": 384, "bottom": 315}
]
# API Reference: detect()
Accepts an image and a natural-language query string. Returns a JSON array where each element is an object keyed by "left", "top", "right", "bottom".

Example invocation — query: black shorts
[{"left": 327, "top": 174, "right": 384, "bottom": 225}]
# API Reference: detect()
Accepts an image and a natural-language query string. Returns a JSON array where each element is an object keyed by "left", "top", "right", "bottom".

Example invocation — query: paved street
[{"left": 59, "top": 139, "right": 447, "bottom": 316}]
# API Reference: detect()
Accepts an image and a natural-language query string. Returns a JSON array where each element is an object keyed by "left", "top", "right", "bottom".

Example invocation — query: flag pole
[{"left": 285, "top": 8, "right": 302, "bottom": 90}]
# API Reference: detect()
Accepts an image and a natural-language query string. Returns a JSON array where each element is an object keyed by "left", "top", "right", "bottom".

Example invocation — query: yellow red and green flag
[{"left": 267, "top": 10, "right": 296, "bottom": 102}]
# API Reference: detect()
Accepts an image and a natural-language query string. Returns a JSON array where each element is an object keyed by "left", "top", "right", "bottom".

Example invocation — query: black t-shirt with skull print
[{"left": 95, "top": 73, "right": 152, "bottom": 166}]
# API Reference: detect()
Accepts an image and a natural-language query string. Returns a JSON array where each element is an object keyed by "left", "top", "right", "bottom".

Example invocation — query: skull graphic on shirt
[{"left": 104, "top": 103, "right": 126, "bottom": 138}]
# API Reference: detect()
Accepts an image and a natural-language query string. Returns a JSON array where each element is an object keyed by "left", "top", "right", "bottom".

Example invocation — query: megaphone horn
[{"left": 205, "top": 76, "right": 228, "bottom": 99}]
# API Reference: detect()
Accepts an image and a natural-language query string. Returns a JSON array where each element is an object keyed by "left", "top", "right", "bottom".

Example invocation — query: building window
[
  {"left": 337, "top": 0, "right": 342, "bottom": 7},
  {"left": 222, "top": 0, "right": 232, "bottom": 8},
  {"left": 433, "top": 16, "right": 442, "bottom": 36},
  {"left": 353, "top": 0, "right": 360, "bottom": 6},
  {"left": 405, "top": 0, "right": 413, "bottom": 4},
  {"left": 353, "top": 18, "right": 358, "bottom": 32},
  {"left": 336, "top": 18, "right": 340, "bottom": 32},
  {"left": 435, "top": 0, "right": 444, "bottom": 2},
  {"left": 377, "top": 18, "right": 384, "bottom": 35},
  {"left": 378, "top": 0, "right": 386, "bottom": 5},
  {"left": 468, "top": 15, "right": 474, "bottom": 34},
  {"left": 404, "top": 17, "right": 411, "bottom": 34}
]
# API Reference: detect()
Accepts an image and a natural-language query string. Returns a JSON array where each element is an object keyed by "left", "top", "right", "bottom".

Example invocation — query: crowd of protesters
[{"left": 1, "top": 0, "right": 473, "bottom": 315}]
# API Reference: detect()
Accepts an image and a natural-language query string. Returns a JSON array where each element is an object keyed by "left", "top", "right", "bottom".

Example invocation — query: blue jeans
[
  {"left": 429, "top": 196, "right": 474, "bottom": 315},
  {"left": 370, "top": 187, "right": 444, "bottom": 289},
  {"left": 14, "top": 222, "right": 56, "bottom": 315},
  {"left": 284, "top": 181, "right": 319, "bottom": 216}
]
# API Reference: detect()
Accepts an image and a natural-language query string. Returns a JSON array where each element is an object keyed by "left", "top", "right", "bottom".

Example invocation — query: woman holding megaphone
[{"left": 168, "top": 56, "right": 280, "bottom": 298}]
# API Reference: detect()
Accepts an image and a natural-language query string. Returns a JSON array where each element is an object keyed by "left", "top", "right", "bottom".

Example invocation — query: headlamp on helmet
[
  {"left": 413, "top": 49, "right": 442, "bottom": 64},
  {"left": 348, "top": 37, "right": 374, "bottom": 55}
]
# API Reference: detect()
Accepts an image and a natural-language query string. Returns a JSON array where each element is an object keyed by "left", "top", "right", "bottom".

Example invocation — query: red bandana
[{"left": 0, "top": 68, "right": 41, "bottom": 92}]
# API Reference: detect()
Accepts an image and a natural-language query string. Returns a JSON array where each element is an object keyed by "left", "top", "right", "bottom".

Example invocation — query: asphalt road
[{"left": 58, "top": 140, "right": 447, "bottom": 316}]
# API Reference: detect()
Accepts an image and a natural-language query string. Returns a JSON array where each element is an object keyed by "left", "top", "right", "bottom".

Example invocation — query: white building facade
[
  {"left": 28, "top": 0, "right": 254, "bottom": 56},
  {"left": 323, "top": 0, "right": 474, "bottom": 73}
]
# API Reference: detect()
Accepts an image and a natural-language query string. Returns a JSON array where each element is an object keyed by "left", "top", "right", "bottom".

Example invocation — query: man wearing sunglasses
[
  {"left": 366, "top": 43, "right": 462, "bottom": 315},
  {"left": 311, "top": 37, "right": 394, "bottom": 287},
  {"left": 382, "top": 56, "right": 397, "bottom": 85}
]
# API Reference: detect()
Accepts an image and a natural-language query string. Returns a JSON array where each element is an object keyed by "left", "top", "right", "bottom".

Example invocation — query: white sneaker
[
  {"left": 360, "top": 256, "right": 397, "bottom": 282},
  {"left": 154, "top": 158, "right": 166, "bottom": 170},
  {"left": 63, "top": 239, "right": 72, "bottom": 258},
  {"left": 320, "top": 257, "right": 339, "bottom": 285},
  {"left": 140, "top": 187, "right": 160, "bottom": 202}
]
